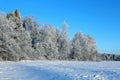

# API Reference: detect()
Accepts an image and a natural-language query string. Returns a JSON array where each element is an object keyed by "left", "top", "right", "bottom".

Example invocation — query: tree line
[{"left": 0, "top": 9, "right": 98, "bottom": 61}]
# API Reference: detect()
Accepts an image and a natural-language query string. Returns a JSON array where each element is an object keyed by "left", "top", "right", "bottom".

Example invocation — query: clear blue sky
[{"left": 0, "top": 0, "right": 120, "bottom": 54}]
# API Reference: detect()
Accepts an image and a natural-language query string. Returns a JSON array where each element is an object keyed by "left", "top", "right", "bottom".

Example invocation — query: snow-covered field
[{"left": 0, "top": 61, "right": 120, "bottom": 80}]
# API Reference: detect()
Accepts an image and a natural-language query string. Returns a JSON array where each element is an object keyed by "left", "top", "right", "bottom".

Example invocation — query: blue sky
[{"left": 0, "top": 0, "right": 120, "bottom": 54}]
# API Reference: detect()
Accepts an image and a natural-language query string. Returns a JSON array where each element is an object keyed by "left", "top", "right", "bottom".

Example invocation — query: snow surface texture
[{"left": 0, "top": 61, "right": 120, "bottom": 80}]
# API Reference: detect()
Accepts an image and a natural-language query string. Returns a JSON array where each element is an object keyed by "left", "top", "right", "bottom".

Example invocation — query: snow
[{"left": 0, "top": 61, "right": 120, "bottom": 80}]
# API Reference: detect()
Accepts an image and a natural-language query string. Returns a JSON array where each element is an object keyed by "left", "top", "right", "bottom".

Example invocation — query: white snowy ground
[{"left": 0, "top": 61, "right": 120, "bottom": 80}]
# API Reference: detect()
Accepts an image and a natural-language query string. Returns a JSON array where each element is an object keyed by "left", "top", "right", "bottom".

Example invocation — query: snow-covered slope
[{"left": 0, "top": 61, "right": 120, "bottom": 80}]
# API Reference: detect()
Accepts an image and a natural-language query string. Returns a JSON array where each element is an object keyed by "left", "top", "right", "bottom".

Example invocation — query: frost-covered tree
[
  {"left": 38, "top": 25, "right": 59, "bottom": 60},
  {"left": 87, "top": 36, "right": 98, "bottom": 61},
  {"left": 70, "top": 32, "right": 83, "bottom": 60},
  {"left": 70, "top": 32, "right": 98, "bottom": 61},
  {"left": 23, "top": 16, "right": 40, "bottom": 48},
  {"left": 57, "top": 21, "right": 70, "bottom": 60},
  {"left": 0, "top": 12, "right": 21, "bottom": 61},
  {"left": 23, "top": 16, "right": 45, "bottom": 59}
]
